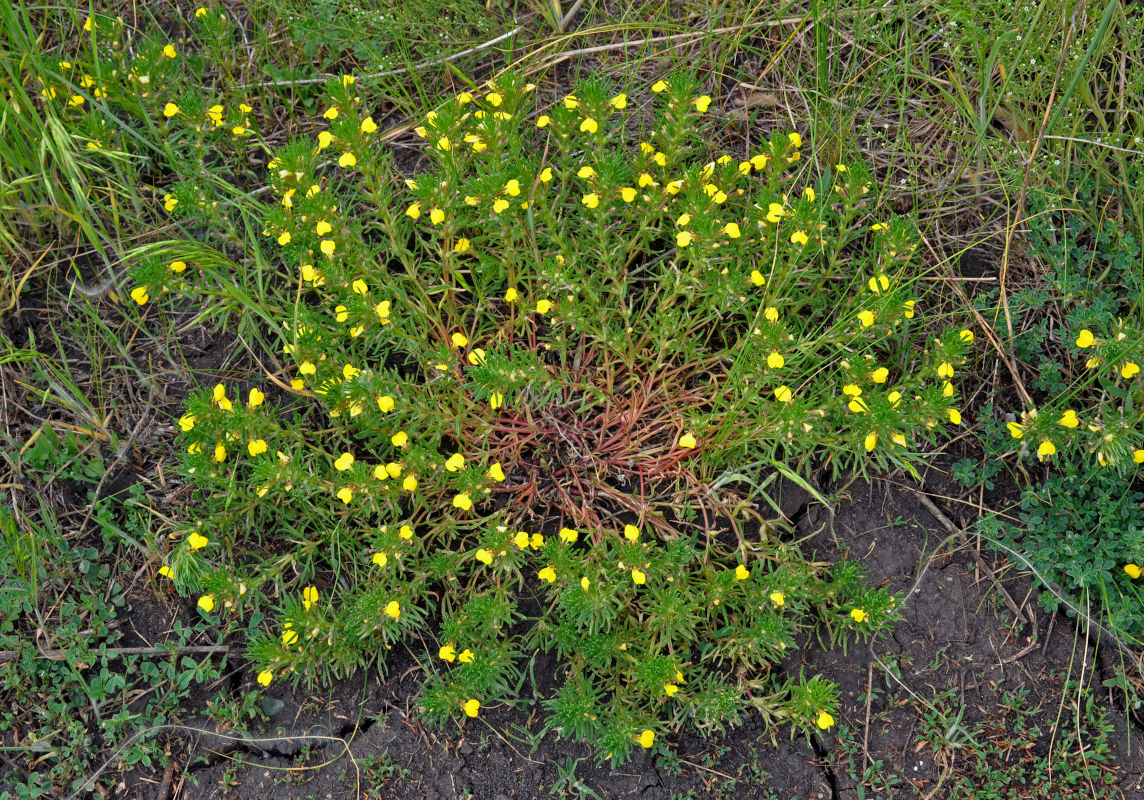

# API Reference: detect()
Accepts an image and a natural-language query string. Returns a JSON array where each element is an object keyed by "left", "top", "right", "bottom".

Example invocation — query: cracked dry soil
[{"left": 119, "top": 479, "right": 1144, "bottom": 800}]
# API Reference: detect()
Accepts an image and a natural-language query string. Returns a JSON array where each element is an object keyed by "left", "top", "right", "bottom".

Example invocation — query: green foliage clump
[{"left": 129, "top": 69, "right": 976, "bottom": 761}]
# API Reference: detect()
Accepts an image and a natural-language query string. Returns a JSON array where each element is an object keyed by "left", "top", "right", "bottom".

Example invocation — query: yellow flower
[
  {"left": 399, "top": 525, "right": 414, "bottom": 539},
  {"left": 492, "top": 198, "right": 510, "bottom": 213},
  {"left": 803, "top": 186, "right": 816, "bottom": 202},
  {"left": 513, "top": 531, "right": 530, "bottom": 549},
  {"left": 750, "top": 270, "right": 766, "bottom": 287},
  {"left": 766, "top": 202, "right": 784, "bottom": 223},
  {"left": 723, "top": 222, "right": 741, "bottom": 239},
  {"left": 429, "top": 207, "right": 445, "bottom": 225},
  {"left": 637, "top": 730, "right": 655, "bottom": 748},
  {"left": 463, "top": 698, "right": 480, "bottom": 717},
  {"left": 959, "top": 329, "right": 974, "bottom": 344},
  {"left": 248, "top": 439, "right": 268, "bottom": 457},
  {"left": 197, "top": 594, "right": 215, "bottom": 613},
  {"left": 282, "top": 628, "right": 299, "bottom": 646},
  {"left": 486, "top": 91, "right": 503, "bottom": 107},
  {"left": 536, "top": 115, "right": 551, "bottom": 128},
  {"left": 857, "top": 310, "right": 875, "bottom": 328},
  {"left": 624, "top": 524, "right": 640, "bottom": 542},
  {"left": 475, "top": 548, "right": 494, "bottom": 565},
  {"left": 770, "top": 591, "right": 785, "bottom": 606},
  {"left": 403, "top": 474, "right": 418, "bottom": 492},
  {"left": 530, "top": 533, "right": 545, "bottom": 549},
  {"left": 767, "top": 351, "right": 785, "bottom": 369},
  {"left": 360, "top": 116, "right": 377, "bottom": 133},
  {"left": 539, "top": 167, "right": 553, "bottom": 183},
  {"left": 620, "top": 187, "right": 637, "bottom": 203},
  {"left": 257, "top": 669, "right": 273, "bottom": 687},
  {"left": 213, "top": 442, "right": 227, "bottom": 462},
  {"left": 445, "top": 452, "right": 466, "bottom": 472},
  {"left": 350, "top": 278, "right": 368, "bottom": 295},
  {"left": 774, "top": 385, "right": 793, "bottom": 403},
  {"left": 320, "top": 239, "right": 336, "bottom": 257},
  {"left": 868, "top": 274, "right": 890, "bottom": 294},
  {"left": 451, "top": 331, "right": 469, "bottom": 348},
  {"left": 1037, "top": 439, "right": 1056, "bottom": 461},
  {"left": 188, "top": 532, "right": 209, "bottom": 550},
  {"left": 302, "top": 585, "right": 318, "bottom": 610},
  {"left": 159, "top": 564, "right": 174, "bottom": 579},
  {"left": 336, "top": 487, "right": 353, "bottom": 504},
  {"left": 678, "top": 432, "right": 697, "bottom": 449},
  {"left": 1122, "top": 362, "right": 1140, "bottom": 378},
  {"left": 334, "top": 452, "right": 355, "bottom": 471},
  {"left": 788, "top": 132, "right": 802, "bottom": 148},
  {"left": 864, "top": 431, "right": 877, "bottom": 451},
  {"left": 440, "top": 644, "right": 457, "bottom": 662},
  {"left": 1134, "top": 449, "right": 1144, "bottom": 464},
  {"left": 1075, "top": 329, "right": 1095, "bottom": 348},
  {"left": 664, "top": 683, "right": 679, "bottom": 698},
  {"left": 651, "top": 80, "right": 668, "bottom": 93},
  {"left": 790, "top": 230, "right": 809, "bottom": 246},
  {"left": 453, "top": 492, "right": 473, "bottom": 511},
  {"left": 937, "top": 361, "right": 954, "bottom": 379},
  {"left": 850, "top": 608, "right": 867, "bottom": 622},
  {"left": 163, "top": 102, "right": 180, "bottom": 118},
  {"left": 372, "top": 552, "right": 388, "bottom": 567},
  {"left": 902, "top": 300, "right": 916, "bottom": 318},
  {"left": 391, "top": 431, "right": 409, "bottom": 448},
  {"left": 559, "top": 527, "right": 578, "bottom": 543},
  {"left": 693, "top": 95, "right": 712, "bottom": 112},
  {"left": 164, "top": 193, "right": 179, "bottom": 211},
  {"left": 734, "top": 564, "right": 749, "bottom": 580},
  {"left": 536, "top": 299, "right": 552, "bottom": 314},
  {"left": 504, "top": 287, "right": 520, "bottom": 303},
  {"left": 870, "top": 367, "right": 889, "bottom": 384},
  {"left": 490, "top": 391, "right": 504, "bottom": 410},
  {"left": 488, "top": 462, "right": 506, "bottom": 482},
  {"left": 816, "top": 711, "right": 834, "bottom": 729},
  {"left": 676, "top": 231, "right": 694, "bottom": 248},
  {"left": 580, "top": 576, "right": 590, "bottom": 591},
  {"left": 1057, "top": 409, "right": 1079, "bottom": 428},
  {"left": 609, "top": 93, "right": 627, "bottom": 109},
  {"left": 459, "top": 649, "right": 474, "bottom": 663},
  {"left": 638, "top": 172, "right": 658, "bottom": 188},
  {"left": 1007, "top": 421, "right": 1025, "bottom": 439},
  {"left": 384, "top": 600, "right": 401, "bottom": 619},
  {"left": 1125, "top": 564, "right": 1142, "bottom": 579},
  {"left": 579, "top": 118, "right": 598, "bottom": 134},
  {"left": 457, "top": 92, "right": 473, "bottom": 104},
  {"left": 581, "top": 192, "right": 600, "bottom": 209},
  {"left": 631, "top": 567, "right": 646, "bottom": 585},
  {"left": 130, "top": 286, "right": 150, "bottom": 306},
  {"left": 942, "top": 381, "right": 954, "bottom": 398},
  {"left": 946, "top": 408, "right": 962, "bottom": 425},
  {"left": 538, "top": 566, "right": 557, "bottom": 583}
]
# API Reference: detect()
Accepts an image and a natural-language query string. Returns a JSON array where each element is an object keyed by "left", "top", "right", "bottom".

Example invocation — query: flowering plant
[{"left": 133, "top": 70, "right": 981, "bottom": 762}]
